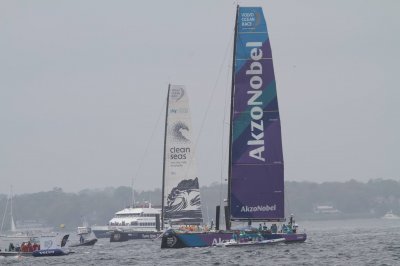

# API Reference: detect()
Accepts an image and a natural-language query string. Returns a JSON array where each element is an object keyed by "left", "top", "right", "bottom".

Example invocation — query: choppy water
[{"left": 1, "top": 218, "right": 399, "bottom": 265}]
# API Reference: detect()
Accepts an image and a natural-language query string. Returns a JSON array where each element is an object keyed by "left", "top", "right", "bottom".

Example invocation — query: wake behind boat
[
  {"left": 0, "top": 251, "right": 32, "bottom": 257},
  {"left": 216, "top": 238, "right": 285, "bottom": 247}
]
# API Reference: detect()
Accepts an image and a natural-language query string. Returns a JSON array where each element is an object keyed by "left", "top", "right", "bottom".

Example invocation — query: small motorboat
[
  {"left": 70, "top": 220, "right": 98, "bottom": 247},
  {"left": 32, "top": 234, "right": 72, "bottom": 257}
]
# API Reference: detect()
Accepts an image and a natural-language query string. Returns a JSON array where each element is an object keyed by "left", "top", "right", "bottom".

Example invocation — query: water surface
[{"left": 1, "top": 218, "right": 399, "bottom": 265}]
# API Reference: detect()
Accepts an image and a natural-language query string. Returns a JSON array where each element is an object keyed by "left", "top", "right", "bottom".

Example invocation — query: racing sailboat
[{"left": 161, "top": 6, "right": 307, "bottom": 248}]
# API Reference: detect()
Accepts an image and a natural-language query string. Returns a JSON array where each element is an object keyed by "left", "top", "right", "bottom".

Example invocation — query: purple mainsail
[{"left": 229, "top": 7, "right": 284, "bottom": 221}]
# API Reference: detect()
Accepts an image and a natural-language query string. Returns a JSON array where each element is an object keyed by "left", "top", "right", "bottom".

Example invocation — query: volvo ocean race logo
[
  {"left": 241, "top": 204, "right": 276, "bottom": 213},
  {"left": 170, "top": 86, "right": 185, "bottom": 102},
  {"left": 240, "top": 10, "right": 261, "bottom": 28},
  {"left": 246, "top": 41, "right": 265, "bottom": 162}
]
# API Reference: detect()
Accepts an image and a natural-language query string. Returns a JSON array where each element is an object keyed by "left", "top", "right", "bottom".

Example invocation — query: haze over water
[{"left": 1, "top": 0, "right": 399, "bottom": 194}]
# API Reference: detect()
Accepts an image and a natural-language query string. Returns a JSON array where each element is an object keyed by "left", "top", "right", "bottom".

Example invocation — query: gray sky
[{"left": 1, "top": 0, "right": 399, "bottom": 194}]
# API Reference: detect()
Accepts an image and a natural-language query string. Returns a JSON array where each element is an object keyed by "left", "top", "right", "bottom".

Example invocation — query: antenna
[
  {"left": 131, "top": 178, "right": 135, "bottom": 208},
  {"left": 10, "top": 186, "right": 13, "bottom": 224}
]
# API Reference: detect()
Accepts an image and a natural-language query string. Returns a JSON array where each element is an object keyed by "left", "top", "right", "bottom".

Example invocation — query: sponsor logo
[
  {"left": 246, "top": 41, "right": 265, "bottom": 162},
  {"left": 240, "top": 204, "right": 276, "bottom": 213},
  {"left": 170, "top": 146, "right": 190, "bottom": 160},
  {"left": 212, "top": 238, "right": 223, "bottom": 246},
  {"left": 170, "top": 108, "right": 189, "bottom": 114},
  {"left": 38, "top": 250, "right": 56, "bottom": 255},
  {"left": 170, "top": 87, "right": 185, "bottom": 102},
  {"left": 171, "top": 121, "right": 190, "bottom": 143},
  {"left": 240, "top": 11, "right": 261, "bottom": 28},
  {"left": 166, "top": 236, "right": 177, "bottom": 247},
  {"left": 113, "top": 233, "right": 121, "bottom": 241}
]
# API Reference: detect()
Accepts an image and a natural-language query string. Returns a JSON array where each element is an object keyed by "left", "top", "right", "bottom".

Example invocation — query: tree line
[{"left": 1, "top": 179, "right": 399, "bottom": 231}]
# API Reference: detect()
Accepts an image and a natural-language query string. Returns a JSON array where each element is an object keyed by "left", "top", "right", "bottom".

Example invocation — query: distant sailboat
[
  {"left": 0, "top": 188, "right": 36, "bottom": 249},
  {"left": 161, "top": 84, "right": 203, "bottom": 228},
  {"left": 161, "top": 6, "right": 307, "bottom": 248},
  {"left": 0, "top": 188, "right": 55, "bottom": 248}
]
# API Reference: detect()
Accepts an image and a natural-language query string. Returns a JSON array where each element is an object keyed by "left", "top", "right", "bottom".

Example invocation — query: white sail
[
  {"left": 162, "top": 85, "right": 203, "bottom": 225},
  {"left": 10, "top": 216, "right": 16, "bottom": 232},
  {"left": 10, "top": 189, "right": 16, "bottom": 232}
]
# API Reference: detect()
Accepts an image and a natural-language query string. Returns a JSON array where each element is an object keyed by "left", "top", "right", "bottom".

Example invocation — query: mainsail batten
[
  {"left": 161, "top": 85, "right": 203, "bottom": 227},
  {"left": 229, "top": 7, "right": 284, "bottom": 221}
]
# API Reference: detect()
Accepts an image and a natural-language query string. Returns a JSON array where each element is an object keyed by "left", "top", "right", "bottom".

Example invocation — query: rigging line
[
  {"left": 130, "top": 178, "right": 135, "bottom": 208},
  {"left": 285, "top": 182, "right": 291, "bottom": 217},
  {"left": 132, "top": 95, "right": 166, "bottom": 187},
  {"left": 176, "top": 5, "right": 236, "bottom": 215},
  {"left": 0, "top": 194, "right": 9, "bottom": 233},
  {"left": 219, "top": 31, "right": 235, "bottom": 208},
  {"left": 0, "top": 187, "right": 13, "bottom": 233},
  {"left": 182, "top": 28, "right": 235, "bottom": 188}
]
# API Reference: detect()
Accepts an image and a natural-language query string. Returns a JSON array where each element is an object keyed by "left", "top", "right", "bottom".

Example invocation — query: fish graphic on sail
[{"left": 162, "top": 85, "right": 203, "bottom": 226}]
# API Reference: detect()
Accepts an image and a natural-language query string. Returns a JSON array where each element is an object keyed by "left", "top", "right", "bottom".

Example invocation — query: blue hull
[{"left": 161, "top": 230, "right": 307, "bottom": 248}]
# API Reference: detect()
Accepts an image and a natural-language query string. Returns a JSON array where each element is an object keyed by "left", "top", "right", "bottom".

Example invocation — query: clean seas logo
[
  {"left": 171, "top": 121, "right": 190, "bottom": 143},
  {"left": 241, "top": 204, "right": 276, "bottom": 213},
  {"left": 169, "top": 146, "right": 190, "bottom": 160},
  {"left": 169, "top": 121, "right": 191, "bottom": 160}
]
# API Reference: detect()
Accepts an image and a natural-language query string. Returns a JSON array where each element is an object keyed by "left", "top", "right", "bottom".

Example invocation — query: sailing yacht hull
[{"left": 161, "top": 231, "right": 306, "bottom": 248}]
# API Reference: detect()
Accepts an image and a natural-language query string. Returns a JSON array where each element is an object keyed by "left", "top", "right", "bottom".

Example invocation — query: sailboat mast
[
  {"left": 227, "top": 5, "right": 239, "bottom": 230},
  {"left": 161, "top": 84, "right": 171, "bottom": 230}
]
